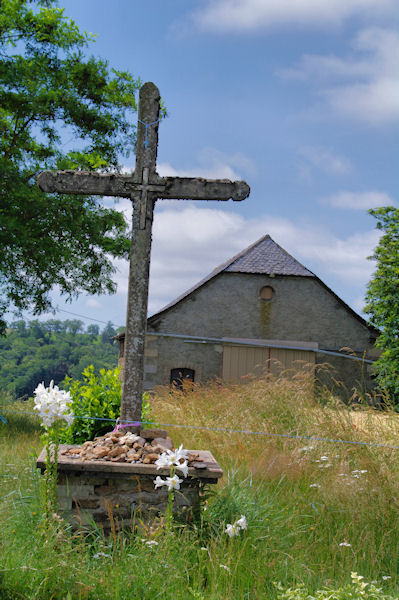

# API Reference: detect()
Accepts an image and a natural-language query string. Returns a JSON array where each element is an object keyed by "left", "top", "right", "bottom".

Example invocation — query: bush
[{"left": 57, "top": 365, "right": 155, "bottom": 444}]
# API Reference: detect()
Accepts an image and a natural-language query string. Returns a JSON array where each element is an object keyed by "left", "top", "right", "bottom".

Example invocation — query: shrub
[{"left": 57, "top": 365, "right": 155, "bottom": 444}]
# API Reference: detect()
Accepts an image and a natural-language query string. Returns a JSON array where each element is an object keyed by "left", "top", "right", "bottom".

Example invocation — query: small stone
[
  {"left": 191, "top": 461, "right": 206, "bottom": 469},
  {"left": 111, "top": 453, "right": 126, "bottom": 462},
  {"left": 151, "top": 437, "right": 173, "bottom": 451},
  {"left": 83, "top": 441, "right": 94, "bottom": 448},
  {"left": 68, "top": 448, "right": 82, "bottom": 455},
  {"left": 142, "top": 456, "right": 152, "bottom": 464},
  {"left": 146, "top": 453, "right": 159, "bottom": 463},
  {"left": 187, "top": 452, "right": 199, "bottom": 463},
  {"left": 92, "top": 447, "right": 109, "bottom": 459},
  {"left": 126, "top": 452, "right": 141, "bottom": 462},
  {"left": 109, "top": 446, "right": 126, "bottom": 458},
  {"left": 141, "top": 429, "right": 167, "bottom": 441}
]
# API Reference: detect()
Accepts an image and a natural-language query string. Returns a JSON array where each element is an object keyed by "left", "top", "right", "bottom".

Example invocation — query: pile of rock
[{"left": 61, "top": 428, "right": 202, "bottom": 467}]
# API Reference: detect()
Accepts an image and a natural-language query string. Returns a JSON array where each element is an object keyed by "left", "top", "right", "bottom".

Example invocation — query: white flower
[
  {"left": 154, "top": 476, "right": 167, "bottom": 489},
  {"left": 165, "top": 475, "right": 183, "bottom": 491},
  {"left": 236, "top": 515, "right": 247, "bottom": 530},
  {"left": 33, "top": 380, "right": 74, "bottom": 429},
  {"left": 339, "top": 542, "right": 352, "bottom": 547},
  {"left": 145, "top": 540, "right": 158, "bottom": 547},
  {"left": 219, "top": 564, "right": 230, "bottom": 572},
  {"left": 155, "top": 453, "right": 174, "bottom": 470},
  {"left": 176, "top": 460, "right": 189, "bottom": 478},
  {"left": 382, "top": 576, "right": 392, "bottom": 580},
  {"left": 155, "top": 445, "right": 190, "bottom": 478},
  {"left": 225, "top": 523, "right": 240, "bottom": 537},
  {"left": 93, "top": 552, "right": 111, "bottom": 559},
  {"left": 174, "top": 444, "right": 189, "bottom": 462},
  {"left": 320, "top": 456, "right": 329, "bottom": 461},
  {"left": 309, "top": 484, "right": 321, "bottom": 488}
]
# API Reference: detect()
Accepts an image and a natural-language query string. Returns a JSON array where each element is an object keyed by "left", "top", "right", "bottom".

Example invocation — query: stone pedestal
[{"left": 37, "top": 445, "right": 223, "bottom": 531}]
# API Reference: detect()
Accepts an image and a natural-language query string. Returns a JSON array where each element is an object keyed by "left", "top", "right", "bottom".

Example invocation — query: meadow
[{"left": 1, "top": 370, "right": 399, "bottom": 599}]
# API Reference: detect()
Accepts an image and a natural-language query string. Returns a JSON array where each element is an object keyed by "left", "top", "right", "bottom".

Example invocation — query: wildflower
[
  {"left": 219, "top": 564, "right": 230, "bottom": 572},
  {"left": 165, "top": 475, "right": 183, "bottom": 491},
  {"left": 154, "top": 476, "right": 167, "bottom": 489},
  {"left": 176, "top": 460, "right": 189, "bottom": 478},
  {"left": 320, "top": 456, "right": 329, "bottom": 461},
  {"left": 93, "top": 552, "right": 111, "bottom": 559},
  {"left": 382, "top": 576, "right": 392, "bottom": 580},
  {"left": 339, "top": 542, "right": 352, "bottom": 547},
  {"left": 309, "top": 484, "right": 321, "bottom": 488},
  {"left": 155, "top": 453, "right": 173, "bottom": 470},
  {"left": 33, "top": 380, "right": 73, "bottom": 429},
  {"left": 145, "top": 540, "right": 158, "bottom": 547},
  {"left": 300, "top": 445, "right": 314, "bottom": 452},
  {"left": 155, "top": 444, "right": 189, "bottom": 473},
  {"left": 225, "top": 514, "right": 247, "bottom": 537},
  {"left": 225, "top": 523, "right": 240, "bottom": 537},
  {"left": 200, "top": 547, "right": 207, "bottom": 551},
  {"left": 236, "top": 515, "right": 247, "bottom": 530}
]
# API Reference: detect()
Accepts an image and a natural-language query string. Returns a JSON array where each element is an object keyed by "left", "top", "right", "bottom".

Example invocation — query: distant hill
[{"left": 0, "top": 319, "right": 119, "bottom": 399}]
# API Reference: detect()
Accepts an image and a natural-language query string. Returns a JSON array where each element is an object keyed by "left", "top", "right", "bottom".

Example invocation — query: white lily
[
  {"left": 155, "top": 453, "right": 173, "bottom": 470},
  {"left": 225, "top": 523, "right": 240, "bottom": 537},
  {"left": 165, "top": 475, "right": 183, "bottom": 491},
  {"left": 236, "top": 515, "right": 247, "bottom": 530},
  {"left": 154, "top": 476, "right": 167, "bottom": 489},
  {"left": 177, "top": 460, "right": 189, "bottom": 478}
]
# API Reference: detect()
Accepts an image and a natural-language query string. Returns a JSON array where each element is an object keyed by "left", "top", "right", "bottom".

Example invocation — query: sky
[{"left": 27, "top": 0, "right": 399, "bottom": 329}]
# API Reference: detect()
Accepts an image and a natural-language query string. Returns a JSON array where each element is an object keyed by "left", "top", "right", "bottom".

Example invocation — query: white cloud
[
  {"left": 86, "top": 298, "right": 102, "bottom": 309},
  {"left": 320, "top": 190, "right": 395, "bottom": 210},
  {"left": 280, "top": 28, "right": 399, "bottom": 125},
  {"left": 158, "top": 147, "right": 255, "bottom": 181},
  {"left": 111, "top": 205, "right": 380, "bottom": 316},
  {"left": 192, "top": 0, "right": 395, "bottom": 33},
  {"left": 298, "top": 146, "right": 352, "bottom": 179}
]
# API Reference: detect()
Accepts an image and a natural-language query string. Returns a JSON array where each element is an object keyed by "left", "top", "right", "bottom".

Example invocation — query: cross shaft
[{"left": 37, "top": 82, "right": 250, "bottom": 431}]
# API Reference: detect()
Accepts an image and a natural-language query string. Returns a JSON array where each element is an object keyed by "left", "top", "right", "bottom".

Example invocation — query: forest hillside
[{"left": 0, "top": 319, "right": 119, "bottom": 399}]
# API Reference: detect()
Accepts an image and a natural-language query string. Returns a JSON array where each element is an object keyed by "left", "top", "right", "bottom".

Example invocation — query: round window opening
[{"left": 260, "top": 285, "right": 275, "bottom": 301}]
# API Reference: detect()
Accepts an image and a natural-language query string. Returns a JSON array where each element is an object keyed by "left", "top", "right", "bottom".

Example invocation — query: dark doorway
[{"left": 170, "top": 368, "right": 195, "bottom": 391}]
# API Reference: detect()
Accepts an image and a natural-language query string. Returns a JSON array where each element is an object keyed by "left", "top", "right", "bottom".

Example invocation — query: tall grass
[{"left": 1, "top": 375, "right": 399, "bottom": 599}]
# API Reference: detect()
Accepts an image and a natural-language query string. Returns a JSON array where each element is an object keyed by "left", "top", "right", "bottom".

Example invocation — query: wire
[{"left": 1, "top": 408, "right": 399, "bottom": 450}]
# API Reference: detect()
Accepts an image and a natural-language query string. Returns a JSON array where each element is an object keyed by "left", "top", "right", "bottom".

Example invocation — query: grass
[{"left": 1, "top": 372, "right": 399, "bottom": 599}]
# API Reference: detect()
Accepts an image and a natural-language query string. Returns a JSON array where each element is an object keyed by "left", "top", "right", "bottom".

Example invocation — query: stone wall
[
  {"left": 37, "top": 446, "right": 222, "bottom": 533},
  {"left": 149, "top": 272, "right": 375, "bottom": 352},
  {"left": 57, "top": 470, "right": 203, "bottom": 531}
]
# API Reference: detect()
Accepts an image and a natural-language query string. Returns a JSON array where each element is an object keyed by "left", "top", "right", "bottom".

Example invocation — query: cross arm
[
  {"left": 36, "top": 170, "right": 134, "bottom": 198},
  {"left": 160, "top": 177, "right": 250, "bottom": 202}
]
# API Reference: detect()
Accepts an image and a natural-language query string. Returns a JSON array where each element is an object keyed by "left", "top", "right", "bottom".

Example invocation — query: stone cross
[{"left": 37, "top": 82, "right": 250, "bottom": 431}]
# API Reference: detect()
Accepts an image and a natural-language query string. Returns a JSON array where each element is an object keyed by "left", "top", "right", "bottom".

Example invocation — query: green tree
[
  {"left": 0, "top": 0, "right": 141, "bottom": 334},
  {"left": 364, "top": 207, "right": 399, "bottom": 403}
]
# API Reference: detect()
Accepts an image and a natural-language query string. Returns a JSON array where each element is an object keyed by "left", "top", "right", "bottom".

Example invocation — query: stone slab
[{"left": 37, "top": 445, "right": 223, "bottom": 480}]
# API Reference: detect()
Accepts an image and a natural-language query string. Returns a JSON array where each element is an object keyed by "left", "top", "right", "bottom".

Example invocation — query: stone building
[{"left": 117, "top": 235, "right": 379, "bottom": 397}]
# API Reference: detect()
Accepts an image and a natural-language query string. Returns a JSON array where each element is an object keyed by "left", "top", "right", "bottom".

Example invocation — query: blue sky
[{"left": 29, "top": 0, "right": 399, "bottom": 329}]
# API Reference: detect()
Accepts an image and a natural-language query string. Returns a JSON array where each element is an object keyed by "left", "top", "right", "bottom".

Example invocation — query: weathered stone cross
[{"left": 37, "top": 82, "right": 250, "bottom": 431}]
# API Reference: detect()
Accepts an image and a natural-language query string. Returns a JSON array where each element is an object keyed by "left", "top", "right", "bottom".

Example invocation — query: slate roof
[{"left": 149, "top": 234, "right": 315, "bottom": 321}]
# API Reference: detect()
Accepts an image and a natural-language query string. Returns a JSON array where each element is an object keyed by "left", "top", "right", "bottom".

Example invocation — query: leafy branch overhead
[{"left": 0, "top": 0, "right": 142, "bottom": 333}]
